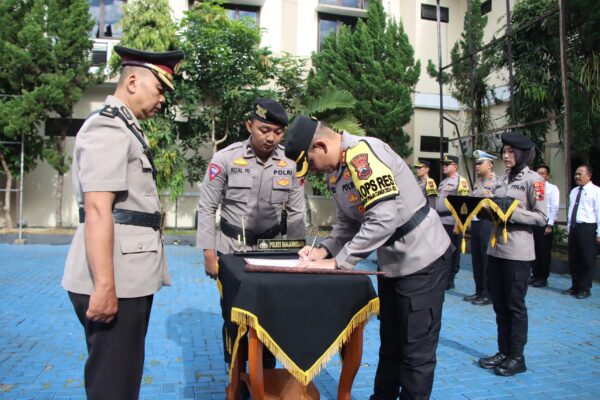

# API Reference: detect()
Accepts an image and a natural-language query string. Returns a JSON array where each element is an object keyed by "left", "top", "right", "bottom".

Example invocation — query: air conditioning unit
[{"left": 91, "top": 41, "right": 108, "bottom": 67}]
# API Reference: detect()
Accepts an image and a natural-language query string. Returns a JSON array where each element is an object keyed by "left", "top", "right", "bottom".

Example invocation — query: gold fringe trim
[
  {"left": 444, "top": 197, "right": 489, "bottom": 253},
  {"left": 215, "top": 259, "right": 223, "bottom": 299},
  {"left": 486, "top": 198, "right": 520, "bottom": 246},
  {"left": 230, "top": 298, "right": 379, "bottom": 386},
  {"left": 228, "top": 324, "right": 248, "bottom": 381}
]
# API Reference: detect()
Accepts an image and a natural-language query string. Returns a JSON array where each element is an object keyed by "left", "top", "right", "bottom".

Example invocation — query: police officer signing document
[
  {"left": 62, "top": 46, "right": 183, "bottom": 399},
  {"left": 285, "top": 116, "right": 452, "bottom": 400}
]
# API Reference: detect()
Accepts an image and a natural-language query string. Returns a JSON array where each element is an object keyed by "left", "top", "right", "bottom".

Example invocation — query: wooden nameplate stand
[{"left": 226, "top": 324, "right": 365, "bottom": 400}]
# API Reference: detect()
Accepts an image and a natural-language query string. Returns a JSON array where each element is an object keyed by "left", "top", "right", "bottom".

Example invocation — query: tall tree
[
  {"left": 427, "top": 0, "right": 497, "bottom": 151},
  {"left": 108, "top": 0, "right": 184, "bottom": 199},
  {"left": 8, "top": 0, "right": 99, "bottom": 227},
  {"left": 0, "top": 0, "right": 50, "bottom": 228},
  {"left": 176, "top": 0, "right": 276, "bottom": 183},
  {"left": 307, "top": 0, "right": 420, "bottom": 157},
  {"left": 504, "top": 0, "right": 599, "bottom": 169}
]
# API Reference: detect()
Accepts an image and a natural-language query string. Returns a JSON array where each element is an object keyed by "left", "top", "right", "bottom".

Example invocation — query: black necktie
[{"left": 570, "top": 186, "right": 583, "bottom": 229}]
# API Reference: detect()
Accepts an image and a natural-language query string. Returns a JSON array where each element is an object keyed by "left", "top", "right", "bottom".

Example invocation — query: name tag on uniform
[{"left": 256, "top": 239, "right": 306, "bottom": 250}]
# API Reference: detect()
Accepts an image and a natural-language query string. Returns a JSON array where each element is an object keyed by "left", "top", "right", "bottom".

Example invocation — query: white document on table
[{"left": 244, "top": 258, "right": 300, "bottom": 268}]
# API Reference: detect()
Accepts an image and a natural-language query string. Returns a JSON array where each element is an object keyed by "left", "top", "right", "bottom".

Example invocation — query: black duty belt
[
  {"left": 385, "top": 205, "right": 430, "bottom": 246},
  {"left": 79, "top": 208, "right": 162, "bottom": 230},
  {"left": 220, "top": 219, "right": 281, "bottom": 246},
  {"left": 437, "top": 210, "right": 452, "bottom": 217}
]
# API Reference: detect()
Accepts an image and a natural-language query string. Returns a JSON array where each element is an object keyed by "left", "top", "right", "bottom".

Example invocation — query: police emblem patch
[
  {"left": 348, "top": 193, "right": 359, "bottom": 203},
  {"left": 533, "top": 181, "right": 545, "bottom": 201},
  {"left": 329, "top": 175, "right": 337, "bottom": 185},
  {"left": 209, "top": 163, "right": 222, "bottom": 182},
  {"left": 233, "top": 158, "right": 248, "bottom": 166},
  {"left": 277, "top": 178, "right": 290, "bottom": 187},
  {"left": 255, "top": 104, "right": 267, "bottom": 119},
  {"left": 350, "top": 153, "right": 372, "bottom": 180},
  {"left": 277, "top": 160, "right": 288, "bottom": 167}
]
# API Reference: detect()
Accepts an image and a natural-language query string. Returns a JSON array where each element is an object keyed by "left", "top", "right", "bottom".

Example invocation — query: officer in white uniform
[
  {"left": 62, "top": 46, "right": 183, "bottom": 399},
  {"left": 285, "top": 116, "right": 451, "bottom": 400}
]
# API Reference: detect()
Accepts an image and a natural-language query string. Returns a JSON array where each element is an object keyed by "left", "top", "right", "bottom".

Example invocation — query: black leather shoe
[
  {"left": 446, "top": 281, "right": 455, "bottom": 290},
  {"left": 561, "top": 287, "right": 578, "bottom": 295},
  {"left": 472, "top": 297, "right": 491, "bottom": 305},
  {"left": 576, "top": 290, "right": 591, "bottom": 299},
  {"left": 478, "top": 352, "right": 507, "bottom": 369},
  {"left": 463, "top": 294, "right": 479, "bottom": 301},
  {"left": 533, "top": 279, "right": 548, "bottom": 288},
  {"left": 494, "top": 356, "right": 526, "bottom": 376}
]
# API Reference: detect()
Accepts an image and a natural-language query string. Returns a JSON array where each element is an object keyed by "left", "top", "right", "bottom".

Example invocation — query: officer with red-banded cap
[
  {"left": 62, "top": 45, "right": 183, "bottom": 399},
  {"left": 285, "top": 116, "right": 451, "bottom": 400}
]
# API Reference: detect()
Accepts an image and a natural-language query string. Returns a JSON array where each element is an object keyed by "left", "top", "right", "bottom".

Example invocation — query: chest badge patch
[
  {"left": 277, "top": 178, "right": 290, "bottom": 187},
  {"left": 233, "top": 158, "right": 248, "bottom": 166},
  {"left": 209, "top": 163, "right": 222, "bottom": 182},
  {"left": 277, "top": 160, "right": 288, "bottom": 167},
  {"left": 533, "top": 181, "right": 545, "bottom": 201},
  {"left": 350, "top": 153, "right": 372, "bottom": 180},
  {"left": 348, "top": 193, "right": 359, "bottom": 203}
]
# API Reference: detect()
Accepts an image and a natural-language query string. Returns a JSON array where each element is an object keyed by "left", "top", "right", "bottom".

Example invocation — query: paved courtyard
[{"left": 0, "top": 244, "right": 599, "bottom": 399}]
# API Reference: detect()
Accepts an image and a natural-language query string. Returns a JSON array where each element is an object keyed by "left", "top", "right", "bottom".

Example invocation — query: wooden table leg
[
  {"left": 337, "top": 323, "right": 365, "bottom": 400},
  {"left": 226, "top": 345, "right": 241, "bottom": 400},
  {"left": 248, "top": 327, "right": 265, "bottom": 400}
]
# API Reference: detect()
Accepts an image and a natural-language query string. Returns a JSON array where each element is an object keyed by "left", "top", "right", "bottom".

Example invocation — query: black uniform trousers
[
  {"left": 532, "top": 225, "right": 553, "bottom": 281},
  {"left": 68, "top": 292, "right": 153, "bottom": 400},
  {"left": 371, "top": 246, "right": 451, "bottom": 400},
  {"left": 443, "top": 224, "right": 461, "bottom": 286},
  {"left": 487, "top": 257, "right": 529, "bottom": 357},
  {"left": 470, "top": 220, "right": 493, "bottom": 298},
  {"left": 568, "top": 223, "right": 598, "bottom": 291}
]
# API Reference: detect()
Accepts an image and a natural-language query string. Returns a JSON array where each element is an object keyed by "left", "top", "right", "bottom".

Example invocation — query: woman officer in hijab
[{"left": 478, "top": 131, "right": 548, "bottom": 376}]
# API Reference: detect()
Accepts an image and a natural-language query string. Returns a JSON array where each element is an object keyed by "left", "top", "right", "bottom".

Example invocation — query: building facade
[{"left": 1, "top": 0, "right": 569, "bottom": 229}]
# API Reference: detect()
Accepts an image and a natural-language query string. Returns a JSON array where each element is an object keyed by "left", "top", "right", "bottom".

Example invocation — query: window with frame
[
  {"left": 89, "top": 0, "right": 126, "bottom": 39},
  {"left": 45, "top": 118, "right": 86, "bottom": 137},
  {"left": 420, "top": 135, "right": 449, "bottom": 153},
  {"left": 481, "top": 0, "right": 492, "bottom": 15},
  {"left": 318, "top": 13, "right": 360, "bottom": 51},
  {"left": 319, "top": 0, "right": 368, "bottom": 10},
  {"left": 224, "top": 4, "right": 260, "bottom": 25},
  {"left": 421, "top": 4, "right": 449, "bottom": 23}
]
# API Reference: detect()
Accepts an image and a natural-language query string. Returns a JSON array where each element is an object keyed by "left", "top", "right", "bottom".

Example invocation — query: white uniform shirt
[
  {"left": 567, "top": 182, "right": 600, "bottom": 236},
  {"left": 545, "top": 181, "right": 560, "bottom": 226}
]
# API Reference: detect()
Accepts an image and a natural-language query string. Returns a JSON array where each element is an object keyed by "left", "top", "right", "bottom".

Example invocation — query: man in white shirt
[
  {"left": 531, "top": 165, "right": 560, "bottom": 287},
  {"left": 564, "top": 164, "right": 600, "bottom": 299}
]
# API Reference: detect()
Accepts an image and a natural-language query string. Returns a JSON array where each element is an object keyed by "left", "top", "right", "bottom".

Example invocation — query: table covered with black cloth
[{"left": 218, "top": 253, "right": 379, "bottom": 386}]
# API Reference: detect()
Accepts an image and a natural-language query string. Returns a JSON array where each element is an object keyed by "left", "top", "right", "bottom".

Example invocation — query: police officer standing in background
[
  {"left": 531, "top": 164, "right": 560, "bottom": 287},
  {"left": 478, "top": 131, "right": 547, "bottom": 377},
  {"left": 286, "top": 116, "right": 451, "bottom": 400},
  {"left": 414, "top": 159, "right": 438, "bottom": 208},
  {"left": 436, "top": 155, "right": 470, "bottom": 289},
  {"left": 196, "top": 98, "right": 305, "bottom": 375},
  {"left": 464, "top": 150, "right": 499, "bottom": 306},
  {"left": 62, "top": 46, "right": 183, "bottom": 399}
]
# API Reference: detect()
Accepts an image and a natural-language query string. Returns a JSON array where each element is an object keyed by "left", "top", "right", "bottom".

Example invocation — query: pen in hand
[{"left": 307, "top": 236, "right": 318, "bottom": 259}]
